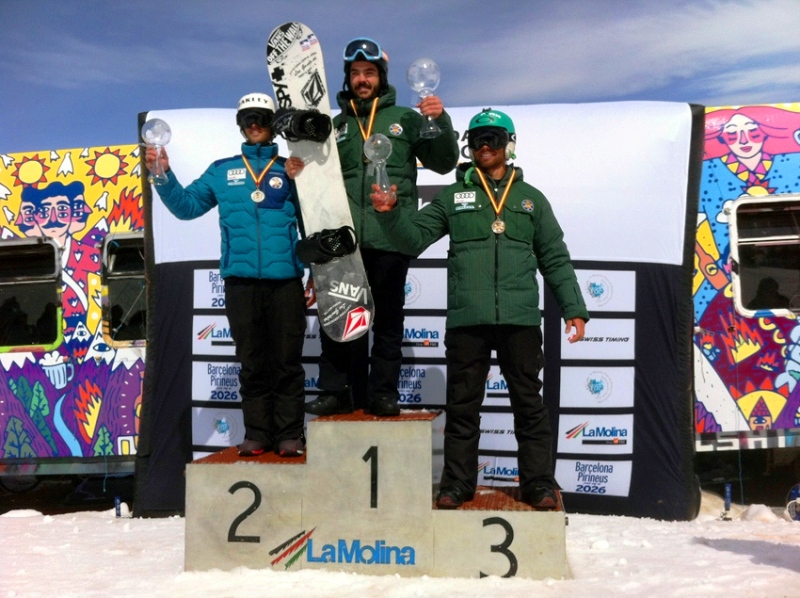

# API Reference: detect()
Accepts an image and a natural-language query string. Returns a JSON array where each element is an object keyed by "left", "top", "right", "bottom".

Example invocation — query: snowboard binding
[
  {"left": 272, "top": 107, "right": 332, "bottom": 143},
  {"left": 296, "top": 225, "right": 357, "bottom": 265}
]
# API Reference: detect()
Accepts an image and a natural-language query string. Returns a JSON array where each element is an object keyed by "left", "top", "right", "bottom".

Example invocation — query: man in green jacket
[
  {"left": 305, "top": 37, "right": 459, "bottom": 417},
  {"left": 371, "top": 108, "right": 589, "bottom": 509}
]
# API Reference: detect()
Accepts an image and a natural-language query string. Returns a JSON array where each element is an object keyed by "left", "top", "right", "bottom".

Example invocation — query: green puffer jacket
[
  {"left": 334, "top": 85, "right": 459, "bottom": 252},
  {"left": 377, "top": 163, "right": 590, "bottom": 328}
]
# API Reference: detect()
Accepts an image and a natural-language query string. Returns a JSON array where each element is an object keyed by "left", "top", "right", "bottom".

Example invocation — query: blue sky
[{"left": 1, "top": 0, "right": 799, "bottom": 153}]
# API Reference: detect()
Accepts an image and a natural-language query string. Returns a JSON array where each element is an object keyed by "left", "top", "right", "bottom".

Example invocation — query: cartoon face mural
[
  {"left": 0, "top": 145, "right": 145, "bottom": 461},
  {"left": 694, "top": 104, "right": 800, "bottom": 447}
]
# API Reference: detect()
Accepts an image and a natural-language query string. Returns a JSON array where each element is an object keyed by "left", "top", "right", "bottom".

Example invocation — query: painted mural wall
[
  {"left": 694, "top": 103, "right": 800, "bottom": 451},
  {"left": 0, "top": 145, "right": 145, "bottom": 464}
]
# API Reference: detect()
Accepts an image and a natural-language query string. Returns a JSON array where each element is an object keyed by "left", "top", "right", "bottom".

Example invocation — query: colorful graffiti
[
  {"left": 694, "top": 104, "right": 800, "bottom": 441},
  {"left": 0, "top": 145, "right": 144, "bottom": 460}
]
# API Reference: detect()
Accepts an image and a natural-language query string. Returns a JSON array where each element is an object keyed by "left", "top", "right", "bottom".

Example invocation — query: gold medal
[
  {"left": 475, "top": 167, "right": 517, "bottom": 237},
  {"left": 251, "top": 190, "right": 265, "bottom": 203}
]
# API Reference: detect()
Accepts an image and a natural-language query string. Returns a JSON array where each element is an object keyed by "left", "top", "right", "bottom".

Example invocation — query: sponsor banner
[
  {"left": 191, "top": 406, "right": 244, "bottom": 447},
  {"left": 303, "top": 362, "right": 320, "bottom": 395},
  {"left": 401, "top": 315, "right": 446, "bottom": 358},
  {"left": 557, "top": 413, "right": 634, "bottom": 455},
  {"left": 193, "top": 315, "right": 235, "bottom": 356},
  {"left": 417, "top": 235, "right": 449, "bottom": 260},
  {"left": 477, "top": 455, "right": 520, "bottom": 487},
  {"left": 398, "top": 363, "right": 446, "bottom": 406},
  {"left": 562, "top": 318, "right": 635, "bottom": 360},
  {"left": 484, "top": 365, "right": 510, "bottom": 407},
  {"left": 560, "top": 366, "right": 635, "bottom": 409},
  {"left": 484, "top": 364, "right": 545, "bottom": 407},
  {"left": 555, "top": 458, "right": 633, "bottom": 497},
  {"left": 303, "top": 315, "right": 322, "bottom": 357},
  {"left": 576, "top": 269, "right": 636, "bottom": 312},
  {"left": 477, "top": 411, "right": 517, "bottom": 452},
  {"left": 192, "top": 361, "right": 241, "bottom": 402},
  {"left": 193, "top": 268, "right": 226, "bottom": 309},
  {"left": 403, "top": 268, "right": 448, "bottom": 310}
]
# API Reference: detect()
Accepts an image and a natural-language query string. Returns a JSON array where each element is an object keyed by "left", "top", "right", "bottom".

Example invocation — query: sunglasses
[
  {"left": 467, "top": 127, "right": 510, "bottom": 151},
  {"left": 237, "top": 110, "right": 272, "bottom": 130},
  {"left": 343, "top": 37, "right": 382, "bottom": 62}
]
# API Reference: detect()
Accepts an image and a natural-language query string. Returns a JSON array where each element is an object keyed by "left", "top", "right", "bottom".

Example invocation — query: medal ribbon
[
  {"left": 474, "top": 167, "right": 516, "bottom": 219},
  {"left": 241, "top": 154, "right": 279, "bottom": 193},
  {"left": 350, "top": 98, "right": 379, "bottom": 141}
]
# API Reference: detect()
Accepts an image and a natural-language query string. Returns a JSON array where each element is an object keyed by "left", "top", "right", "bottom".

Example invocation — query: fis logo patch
[
  {"left": 521, "top": 199, "right": 534, "bottom": 212},
  {"left": 269, "top": 176, "right": 283, "bottom": 189},
  {"left": 388, "top": 123, "right": 403, "bottom": 136}
]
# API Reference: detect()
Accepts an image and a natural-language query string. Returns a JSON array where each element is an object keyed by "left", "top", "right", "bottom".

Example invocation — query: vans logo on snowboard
[
  {"left": 329, "top": 280, "right": 368, "bottom": 303},
  {"left": 267, "top": 22, "right": 303, "bottom": 65}
]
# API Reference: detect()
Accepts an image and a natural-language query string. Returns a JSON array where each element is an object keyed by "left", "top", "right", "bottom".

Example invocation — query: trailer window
[
  {"left": 0, "top": 240, "right": 61, "bottom": 349},
  {"left": 103, "top": 234, "right": 146, "bottom": 343},
  {"left": 729, "top": 195, "right": 800, "bottom": 316}
]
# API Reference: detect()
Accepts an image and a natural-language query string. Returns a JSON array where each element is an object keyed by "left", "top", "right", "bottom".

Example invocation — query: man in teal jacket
[
  {"left": 371, "top": 108, "right": 589, "bottom": 509},
  {"left": 145, "top": 93, "right": 309, "bottom": 458},
  {"left": 305, "top": 37, "right": 459, "bottom": 417}
]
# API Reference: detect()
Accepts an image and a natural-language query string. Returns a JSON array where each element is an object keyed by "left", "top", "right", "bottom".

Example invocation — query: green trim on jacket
[
  {"left": 377, "top": 162, "right": 590, "bottom": 328},
  {"left": 334, "top": 85, "right": 459, "bottom": 253}
]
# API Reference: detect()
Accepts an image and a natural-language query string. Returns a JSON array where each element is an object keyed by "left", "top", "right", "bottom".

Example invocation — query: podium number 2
[
  {"left": 362, "top": 445, "right": 378, "bottom": 508},
  {"left": 227, "top": 481, "right": 261, "bottom": 543}
]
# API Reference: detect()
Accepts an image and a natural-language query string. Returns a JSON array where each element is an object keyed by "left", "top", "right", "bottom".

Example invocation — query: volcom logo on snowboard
[
  {"left": 343, "top": 306, "right": 371, "bottom": 341},
  {"left": 302, "top": 71, "right": 325, "bottom": 107}
]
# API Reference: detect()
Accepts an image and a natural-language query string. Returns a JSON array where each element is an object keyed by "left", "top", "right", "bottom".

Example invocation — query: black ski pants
[
  {"left": 441, "top": 324, "right": 557, "bottom": 496},
  {"left": 225, "top": 276, "right": 306, "bottom": 447}
]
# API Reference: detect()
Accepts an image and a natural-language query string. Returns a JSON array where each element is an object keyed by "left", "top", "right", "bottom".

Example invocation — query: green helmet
[
  {"left": 467, "top": 108, "right": 516, "bottom": 161},
  {"left": 468, "top": 108, "right": 515, "bottom": 134}
]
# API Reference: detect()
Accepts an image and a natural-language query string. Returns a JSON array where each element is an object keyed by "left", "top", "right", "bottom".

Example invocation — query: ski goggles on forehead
[
  {"left": 343, "top": 37, "right": 382, "bottom": 62},
  {"left": 237, "top": 109, "right": 272, "bottom": 129},
  {"left": 467, "top": 127, "right": 510, "bottom": 150}
]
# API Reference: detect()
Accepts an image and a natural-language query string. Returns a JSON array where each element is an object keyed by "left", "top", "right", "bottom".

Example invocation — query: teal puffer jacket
[
  {"left": 377, "top": 163, "right": 589, "bottom": 328},
  {"left": 155, "top": 142, "right": 304, "bottom": 280},
  {"left": 334, "top": 85, "right": 459, "bottom": 253}
]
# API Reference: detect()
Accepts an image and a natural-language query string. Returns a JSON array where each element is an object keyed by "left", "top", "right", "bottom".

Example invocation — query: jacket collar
[
  {"left": 337, "top": 85, "right": 397, "bottom": 114},
  {"left": 241, "top": 141, "right": 278, "bottom": 160},
  {"left": 458, "top": 161, "right": 524, "bottom": 187}
]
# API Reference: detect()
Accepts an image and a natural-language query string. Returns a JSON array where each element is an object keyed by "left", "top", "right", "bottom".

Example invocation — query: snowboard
[{"left": 266, "top": 22, "right": 374, "bottom": 342}]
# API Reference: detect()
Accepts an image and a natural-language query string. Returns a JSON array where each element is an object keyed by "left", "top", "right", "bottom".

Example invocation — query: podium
[{"left": 185, "top": 411, "right": 569, "bottom": 579}]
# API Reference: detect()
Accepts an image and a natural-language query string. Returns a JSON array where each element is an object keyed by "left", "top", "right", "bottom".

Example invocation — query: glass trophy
[
  {"left": 364, "top": 134, "right": 395, "bottom": 206},
  {"left": 406, "top": 57, "right": 441, "bottom": 139},
  {"left": 141, "top": 118, "right": 172, "bottom": 185}
]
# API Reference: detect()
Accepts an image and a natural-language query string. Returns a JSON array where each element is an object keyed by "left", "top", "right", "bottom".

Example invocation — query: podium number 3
[{"left": 363, "top": 446, "right": 378, "bottom": 508}]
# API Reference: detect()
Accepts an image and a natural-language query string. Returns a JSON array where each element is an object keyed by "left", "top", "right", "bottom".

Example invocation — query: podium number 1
[{"left": 362, "top": 445, "right": 378, "bottom": 508}]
